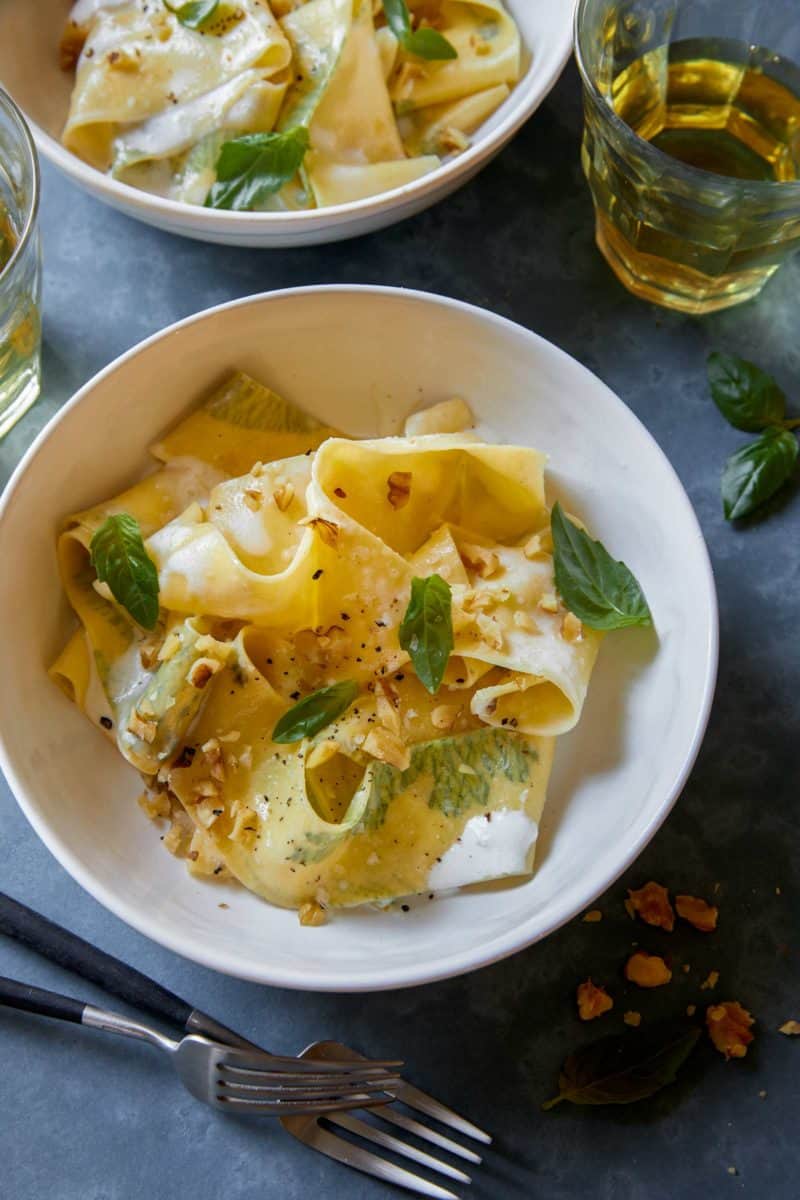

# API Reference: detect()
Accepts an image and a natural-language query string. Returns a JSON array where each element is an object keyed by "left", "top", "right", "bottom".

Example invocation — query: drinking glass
[
  {"left": 0, "top": 87, "right": 41, "bottom": 437},
  {"left": 575, "top": 0, "right": 800, "bottom": 313}
]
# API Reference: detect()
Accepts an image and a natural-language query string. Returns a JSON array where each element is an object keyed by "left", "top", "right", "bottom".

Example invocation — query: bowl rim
[
  {"left": 0, "top": 285, "right": 719, "bottom": 991},
  {"left": 26, "top": 2, "right": 575, "bottom": 229}
]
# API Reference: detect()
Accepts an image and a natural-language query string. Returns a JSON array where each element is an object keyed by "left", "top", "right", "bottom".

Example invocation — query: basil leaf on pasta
[
  {"left": 707, "top": 351, "right": 786, "bottom": 432},
  {"left": 551, "top": 502, "right": 651, "bottom": 631},
  {"left": 90, "top": 513, "right": 160, "bottom": 630},
  {"left": 272, "top": 681, "right": 360, "bottom": 744},
  {"left": 165, "top": 0, "right": 219, "bottom": 30},
  {"left": 205, "top": 127, "right": 309, "bottom": 212},
  {"left": 721, "top": 427, "right": 798, "bottom": 520},
  {"left": 383, "top": 0, "right": 457, "bottom": 60},
  {"left": 399, "top": 574, "right": 453, "bottom": 694}
]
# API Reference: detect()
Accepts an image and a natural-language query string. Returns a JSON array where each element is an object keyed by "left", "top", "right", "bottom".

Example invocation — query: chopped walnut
[
  {"left": 675, "top": 894, "right": 718, "bottom": 932},
  {"left": 582, "top": 909, "right": 603, "bottom": 923},
  {"left": 707, "top": 1001, "right": 754, "bottom": 1059},
  {"left": 431, "top": 704, "right": 460, "bottom": 731},
  {"left": 387, "top": 471, "right": 412, "bottom": 509},
  {"left": 538, "top": 592, "right": 560, "bottom": 614},
  {"left": 626, "top": 881, "right": 675, "bottom": 931},
  {"left": 577, "top": 979, "right": 613, "bottom": 1021},
  {"left": 137, "top": 789, "right": 171, "bottom": 821},
  {"left": 188, "top": 657, "right": 222, "bottom": 690},
  {"left": 476, "top": 613, "right": 504, "bottom": 651},
  {"left": 687, "top": 1004, "right": 697, "bottom": 1017},
  {"left": 192, "top": 779, "right": 220, "bottom": 800},
  {"left": 299, "top": 900, "right": 328, "bottom": 927},
  {"left": 231, "top": 806, "right": 258, "bottom": 845},
  {"left": 243, "top": 486, "right": 263, "bottom": 511},
  {"left": 700, "top": 970, "right": 720, "bottom": 991},
  {"left": 625, "top": 951, "right": 672, "bottom": 988},
  {"left": 376, "top": 680, "right": 402, "bottom": 735},
  {"left": 463, "top": 589, "right": 496, "bottom": 613},
  {"left": 127, "top": 710, "right": 157, "bottom": 744},
  {"left": 201, "top": 737, "right": 226, "bottom": 782},
  {"left": 163, "top": 811, "right": 193, "bottom": 857},
  {"left": 251, "top": 461, "right": 264, "bottom": 478},
  {"left": 623, "top": 1010, "right": 642, "bottom": 1027},
  {"left": 513, "top": 609, "right": 538, "bottom": 633},
  {"left": 778, "top": 1020, "right": 800, "bottom": 1036},
  {"left": 306, "top": 739, "right": 341, "bottom": 770},
  {"left": 363, "top": 727, "right": 410, "bottom": 771},
  {"left": 273, "top": 483, "right": 295, "bottom": 512},
  {"left": 560, "top": 612, "right": 583, "bottom": 643},
  {"left": 460, "top": 543, "right": 501, "bottom": 579},
  {"left": 301, "top": 516, "right": 339, "bottom": 547}
]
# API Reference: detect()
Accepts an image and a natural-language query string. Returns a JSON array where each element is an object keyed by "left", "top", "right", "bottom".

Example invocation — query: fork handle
[
  {"left": 0, "top": 892, "right": 192, "bottom": 1029},
  {"left": 0, "top": 975, "right": 86, "bottom": 1024}
]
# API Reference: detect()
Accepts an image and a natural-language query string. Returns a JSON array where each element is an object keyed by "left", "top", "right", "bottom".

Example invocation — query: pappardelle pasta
[
  {"left": 51, "top": 372, "right": 644, "bottom": 924},
  {"left": 59, "top": 0, "right": 523, "bottom": 210}
]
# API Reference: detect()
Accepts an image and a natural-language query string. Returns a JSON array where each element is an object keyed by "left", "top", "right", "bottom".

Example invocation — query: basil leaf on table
[
  {"left": 399, "top": 574, "right": 454, "bottom": 694},
  {"left": 551, "top": 502, "right": 652, "bottom": 631},
  {"left": 165, "top": 0, "right": 219, "bottom": 30},
  {"left": 542, "top": 1022, "right": 701, "bottom": 1109},
  {"left": 707, "top": 351, "right": 787, "bottom": 432},
  {"left": 205, "top": 127, "right": 309, "bottom": 211},
  {"left": 89, "top": 514, "right": 160, "bottom": 630},
  {"left": 383, "top": 0, "right": 457, "bottom": 60},
  {"left": 721, "top": 427, "right": 799, "bottom": 520},
  {"left": 272, "top": 681, "right": 360, "bottom": 744}
]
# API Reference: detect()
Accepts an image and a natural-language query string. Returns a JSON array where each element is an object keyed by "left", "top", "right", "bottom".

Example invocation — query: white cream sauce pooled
[{"left": 427, "top": 808, "right": 538, "bottom": 892}]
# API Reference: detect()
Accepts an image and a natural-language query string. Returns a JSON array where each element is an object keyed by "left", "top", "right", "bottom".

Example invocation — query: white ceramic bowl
[
  {"left": 0, "top": 1, "right": 574, "bottom": 247},
  {"left": 0, "top": 287, "right": 717, "bottom": 991}
]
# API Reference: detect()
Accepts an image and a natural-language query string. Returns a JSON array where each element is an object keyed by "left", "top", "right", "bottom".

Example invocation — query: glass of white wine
[
  {"left": 0, "top": 87, "right": 41, "bottom": 437},
  {"left": 575, "top": 0, "right": 800, "bottom": 313}
]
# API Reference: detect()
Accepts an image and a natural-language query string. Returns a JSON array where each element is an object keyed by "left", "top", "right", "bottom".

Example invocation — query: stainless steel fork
[
  {"left": 0, "top": 893, "right": 491, "bottom": 1197},
  {"left": 0, "top": 976, "right": 402, "bottom": 1116}
]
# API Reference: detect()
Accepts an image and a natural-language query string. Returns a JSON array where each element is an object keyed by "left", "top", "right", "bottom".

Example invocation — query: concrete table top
[{"left": 1, "top": 63, "right": 798, "bottom": 1200}]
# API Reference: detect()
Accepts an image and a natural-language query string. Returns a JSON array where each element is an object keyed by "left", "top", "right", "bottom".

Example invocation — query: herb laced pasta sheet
[
  {"left": 51, "top": 373, "right": 602, "bottom": 915},
  {"left": 60, "top": 0, "right": 522, "bottom": 209}
]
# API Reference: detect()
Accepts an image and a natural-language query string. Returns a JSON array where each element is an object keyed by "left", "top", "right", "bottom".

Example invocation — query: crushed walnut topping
[
  {"left": 299, "top": 900, "right": 327, "bottom": 927},
  {"left": 273, "top": 482, "right": 295, "bottom": 511},
  {"left": 188, "top": 657, "right": 222, "bottom": 690},
  {"left": 387, "top": 471, "right": 412, "bottom": 509},
  {"left": 201, "top": 737, "right": 226, "bottom": 782},
  {"left": 157, "top": 630, "right": 182, "bottom": 663},
  {"left": 577, "top": 978, "right": 614, "bottom": 1021},
  {"left": 301, "top": 516, "right": 339, "bottom": 547},
  {"left": 127, "top": 710, "right": 157, "bottom": 743},
  {"left": 243, "top": 486, "right": 263, "bottom": 511},
  {"left": 138, "top": 789, "right": 171, "bottom": 821},
  {"left": 363, "top": 727, "right": 410, "bottom": 771},
  {"left": 778, "top": 1020, "right": 800, "bottom": 1036},
  {"left": 623, "top": 1010, "right": 642, "bottom": 1027},
  {"left": 476, "top": 612, "right": 504, "bottom": 651},
  {"left": 700, "top": 969, "right": 720, "bottom": 991},
  {"left": 513, "top": 609, "right": 538, "bottom": 633},
  {"left": 582, "top": 909, "right": 603, "bottom": 923},
  {"left": 626, "top": 881, "right": 675, "bottom": 931},
  {"left": 460, "top": 543, "right": 501, "bottom": 579},
  {"left": 538, "top": 592, "right": 560, "bottom": 614},
  {"left": 625, "top": 951, "right": 672, "bottom": 988},
  {"left": 561, "top": 612, "right": 583, "bottom": 643},
  {"left": 675, "top": 894, "right": 718, "bottom": 932},
  {"left": 707, "top": 1001, "right": 754, "bottom": 1059}
]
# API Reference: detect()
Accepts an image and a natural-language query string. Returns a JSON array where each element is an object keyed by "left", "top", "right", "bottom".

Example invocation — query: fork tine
[
  {"left": 386, "top": 1081, "right": 492, "bottom": 1145},
  {"left": 324, "top": 1112, "right": 471, "bottom": 1185},
  {"left": 224, "top": 1052, "right": 403, "bottom": 1075},
  {"left": 217, "top": 1094, "right": 395, "bottom": 1117},
  {"left": 217, "top": 1075, "right": 403, "bottom": 1100},
  {"left": 219, "top": 1062, "right": 399, "bottom": 1088},
  {"left": 299, "top": 1122, "right": 460, "bottom": 1200},
  {"left": 369, "top": 1106, "right": 482, "bottom": 1165}
]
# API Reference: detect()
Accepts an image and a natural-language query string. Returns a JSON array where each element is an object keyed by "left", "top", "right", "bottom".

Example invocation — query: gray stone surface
[{"left": 1, "top": 63, "right": 798, "bottom": 1199}]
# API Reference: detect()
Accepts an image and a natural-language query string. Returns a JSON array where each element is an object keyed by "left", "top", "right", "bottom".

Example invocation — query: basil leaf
[
  {"left": 272, "top": 681, "right": 359, "bottom": 744},
  {"left": 542, "top": 1022, "right": 701, "bottom": 1109},
  {"left": 165, "top": 0, "right": 219, "bottom": 30},
  {"left": 721, "top": 427, "right": 798, "bottom": 520},
  {"left": 205, "top": 127, "right": 309, "bottom": 212},
  {"left": 90, "top": 514, "right": 160, "bottom": 630},
  {"left": 383, "top": 0, "right": 457, "bottom": 60},
  {"left": 399, "top": 574, "right": 453, "bottom": 694},
  {"left": 551, "top": 502, "right": 652, "bottom": 631},
  {"left": 707, "top": 351, "right": 786, "bottom": 432}
]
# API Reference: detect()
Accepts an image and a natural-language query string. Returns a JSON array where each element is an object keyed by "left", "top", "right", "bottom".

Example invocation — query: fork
[
  {"left": 0, "top": 975, "right": 403, "bottom": 1116},
  {"left": 0, "top": 892, "right": 491, "bottom": 1197}
]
